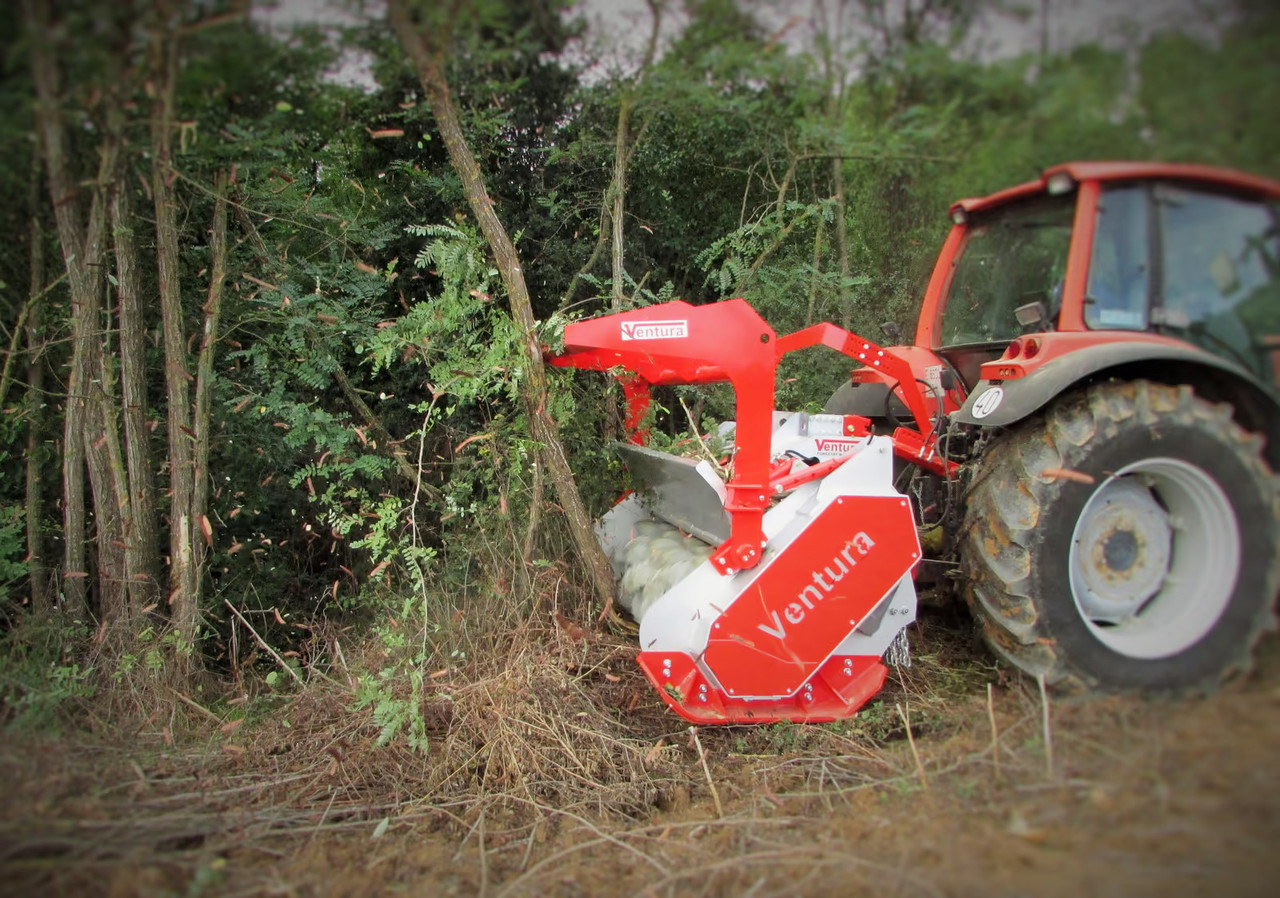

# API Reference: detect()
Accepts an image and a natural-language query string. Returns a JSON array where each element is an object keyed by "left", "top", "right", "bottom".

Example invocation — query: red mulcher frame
[{"left": 549, "top": 298, "right": 958, "bottom": 578}]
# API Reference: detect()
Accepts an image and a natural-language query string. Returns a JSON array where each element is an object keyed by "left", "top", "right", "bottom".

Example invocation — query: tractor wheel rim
[{"left": 1067, "top": 457, "right": 1241, "bottom": 660}]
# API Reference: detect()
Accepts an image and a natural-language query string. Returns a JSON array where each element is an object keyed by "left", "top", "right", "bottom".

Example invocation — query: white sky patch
[
  {"left": 253, "top": 0, "right": 381, "bottom": 89},
  {"left": 258, "top": 0, "right": 1219, "bottom": 90}
]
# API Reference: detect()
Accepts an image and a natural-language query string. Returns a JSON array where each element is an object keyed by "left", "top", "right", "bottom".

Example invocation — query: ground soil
[{"left": 2, "top": 618, "right": 1279, "bottom": 898}]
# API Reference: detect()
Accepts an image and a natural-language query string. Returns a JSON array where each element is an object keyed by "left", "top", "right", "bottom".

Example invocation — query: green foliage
[
  {"left": 1137, "top": 8, "right": 1280, "bottom": 172},
  {"left": 0, "top": 501, "right": 27, "bottom": 608},
  {"left": 113, "top": 626, "right": 195, "bottom": 684},
  {"left": 0, "top": 619, "right": 95, "bottom": 732}
]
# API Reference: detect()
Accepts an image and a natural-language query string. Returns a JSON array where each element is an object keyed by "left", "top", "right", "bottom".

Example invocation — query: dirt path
[{"left": 3, "top": 634, "right": 1279, "bottom": 897}]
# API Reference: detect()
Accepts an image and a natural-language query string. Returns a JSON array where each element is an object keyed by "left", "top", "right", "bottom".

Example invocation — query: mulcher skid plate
[{"left": 550, "top": 299, "right": 932, "bottom": 724}]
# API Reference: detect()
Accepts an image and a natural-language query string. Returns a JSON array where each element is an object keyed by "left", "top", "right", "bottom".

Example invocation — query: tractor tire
[{"left": 961, "top": 380, "right": 1280, "bottom": 693}]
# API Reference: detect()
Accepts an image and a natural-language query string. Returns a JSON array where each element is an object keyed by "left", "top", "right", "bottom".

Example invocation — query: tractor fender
[
  {"left": 951, "top": 340, "right": 1280, "bottom": 432},
  {"left": 824, "top": 380, "right": 911, "bottom": 420},
  {"left": 824, "top": 346, "right": 961, "bottom": 421}
]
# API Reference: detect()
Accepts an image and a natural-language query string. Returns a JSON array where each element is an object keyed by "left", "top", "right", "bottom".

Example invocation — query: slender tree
[
  {"left": 23, "top": 142, "right": 52, "bottom": 615},
  {"left": 149, "top": 0, "right": 201, "bottom": 654},
  {"left": 110, "top": 149, "right": 163, "bottom": 614},
  {"left": 607, "top": 0, "right": 663, "bottom": 312},
  {"left": 387, "top": 0, "right": 617, "bottom": 615},
  {"left": 24, "top": 0, "right": 131, "bottom": 621}
]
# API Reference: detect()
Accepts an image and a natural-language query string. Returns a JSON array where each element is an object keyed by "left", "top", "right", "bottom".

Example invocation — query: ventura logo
[
  {"left": 814, "top": 438, "right": 860, "bottom": 455},
  {"left": 620, "top": 320, "right": 688, "bottom": 341},
  {"left": 757, "top": 532, "right": 876, "bottom": 641}
]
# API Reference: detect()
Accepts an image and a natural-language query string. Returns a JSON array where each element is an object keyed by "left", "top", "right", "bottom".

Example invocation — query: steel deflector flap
[{"left": 615, "top": 443, "right": 731, "bottom": 546}]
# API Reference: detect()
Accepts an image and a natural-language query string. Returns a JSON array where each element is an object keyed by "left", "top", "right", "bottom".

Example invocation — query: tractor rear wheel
[{"left": 961, "top": 380, "right": 1279, "bottom": 692}]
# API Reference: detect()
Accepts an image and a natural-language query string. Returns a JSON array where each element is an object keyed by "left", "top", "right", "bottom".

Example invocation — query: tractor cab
[{"left": 926, "top": 162, "right": 1280, "bottom": 404}]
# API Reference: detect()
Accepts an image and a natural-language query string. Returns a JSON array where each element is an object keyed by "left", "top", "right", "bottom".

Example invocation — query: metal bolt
[{"left": 698, "top": 694, "right": 708, "bottom": 702}]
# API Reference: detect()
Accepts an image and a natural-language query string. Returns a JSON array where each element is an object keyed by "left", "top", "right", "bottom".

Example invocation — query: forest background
[{"left": 0, "top": 0, "right": 1277, "bottom": 739}]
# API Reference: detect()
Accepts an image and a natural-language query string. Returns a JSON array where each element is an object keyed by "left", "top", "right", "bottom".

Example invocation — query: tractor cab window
[
  {"left": 1085, "top": 185, "right": 1150, "bottom": 330},
  {"left": 1155, "top": 186, "right": 1280, "bottom": 386},
  {"left": 938, "top": 194, "right": 1075, "bottom": 347}
]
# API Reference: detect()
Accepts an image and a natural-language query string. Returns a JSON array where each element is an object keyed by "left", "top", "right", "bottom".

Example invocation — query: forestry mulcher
[{"left": 549, "top": 162, "right": 1280, "bottom": 724}]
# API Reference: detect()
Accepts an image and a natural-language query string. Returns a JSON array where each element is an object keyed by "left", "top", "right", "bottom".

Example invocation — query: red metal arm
[
  {"left": 776, "top": 324, "right": 935, "bottom": 435},
  {"left": 550, "top": 299, "right": 780, "bottom": 574},
  {"left": 777, "top": 323, "right": 959, "bottom": 478}
]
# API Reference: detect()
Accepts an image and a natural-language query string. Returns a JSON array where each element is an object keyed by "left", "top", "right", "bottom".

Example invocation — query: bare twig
[
  {"left": 167, "top": 688, "right": 222, "bottom": 724},
  {"left": 987, "top": 682, "right": 1000, "bottom": 782},
  {"left": 679, "top": 396, "right": 727, "bottom": 476},
  {"left": 689, "top": 726, "right": 724, "bottom": 819},
  {"left": 1037, "top": 673, "right": 1055, "bottom": 780},
  {"left": 224, "top": 599, "right": 304, "bottom": 686},
  {"left": 332, "top": 636, "right": 353, "bottom": 686},
  {"left": 895, "top": 702, "right": 929, "bottom": 791}
]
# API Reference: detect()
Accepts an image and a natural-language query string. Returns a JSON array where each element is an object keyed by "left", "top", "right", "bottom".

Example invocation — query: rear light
[
  {"left": 950, "top": 207, "right": 968, "bottom": 225},
  {"left": 1023, "top": 337, "right": 1041, "bottom": 358},
  {"left": 1006, "top": 339, "right": 1022, "bottom": 359}
]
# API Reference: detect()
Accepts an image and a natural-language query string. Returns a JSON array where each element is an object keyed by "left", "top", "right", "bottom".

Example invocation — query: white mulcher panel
[
  {"left": 722, "top": 412, "right": 870, "bottom": 468},
  {"left": 621, "top": 433, "right": 917, "bottom": 697}
]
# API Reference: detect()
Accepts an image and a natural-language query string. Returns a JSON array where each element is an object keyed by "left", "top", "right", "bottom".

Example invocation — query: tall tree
[
  {"left": 387, "top": 0, "right": 616, "bottom": 614},
  {"left": 607, "top": 0, "right": 663, "bottom": 311},
  {"left": 23, "top": 143, "right": 52, "bottom": 615},
  {"left": 24, "top": 0, "right": 131, "bottom": 621},
  {"left": 149, "top": 0, "right": 201, "bottom": 654},
  {"left": 109, "top": 153, "right": 163, "bottom": 615}
]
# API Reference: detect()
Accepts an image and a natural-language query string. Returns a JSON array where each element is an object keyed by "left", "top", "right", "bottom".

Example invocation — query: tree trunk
[
  {"left": 831, "top": 155, "right": 852, "bottom": 328},
  {"left": 191, "top": 172, "right": 228, "bottom": 575},
  {"left": 608, "top": 93, "right": 631, "bottom": 312},
  {"left": 388, "top": 0, "right": 616, "bottom": 615},
  {"left": 606, "top": 0, "right": 662, "bottom": 312},
  {"left": 111, "top": 160, "right": 163, "bottom": 616},
  {"left": 82, "top": 364, "right": 131, "bottom": 625},
  {"left": 25, "top": 0, "right": 123, "bottom": 621},
  {"left": 150, "top": 0, "right": 200, "bottom": 650},
  {"left": 23, "top": 141, "right": 51, "bottom": 615}
]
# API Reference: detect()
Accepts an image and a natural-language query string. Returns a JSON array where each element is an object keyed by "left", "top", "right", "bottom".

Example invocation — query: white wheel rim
[{"left": 1068, "top": 457, "right": 1241, "bottom": 659}]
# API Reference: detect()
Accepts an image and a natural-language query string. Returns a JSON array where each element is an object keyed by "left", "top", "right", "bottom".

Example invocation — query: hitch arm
[{"left": 550, "top": 299, "right": 781, "bottom": 574}]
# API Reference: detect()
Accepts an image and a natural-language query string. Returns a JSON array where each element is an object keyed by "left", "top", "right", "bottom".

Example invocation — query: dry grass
[{"left": 2, "top": 603, "right": 1278, "bottom": 897}]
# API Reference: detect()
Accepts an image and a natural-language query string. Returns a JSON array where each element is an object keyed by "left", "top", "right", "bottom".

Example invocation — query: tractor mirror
[{"left": 1014, "top": 300, "right": 1050, "bottom": 329}]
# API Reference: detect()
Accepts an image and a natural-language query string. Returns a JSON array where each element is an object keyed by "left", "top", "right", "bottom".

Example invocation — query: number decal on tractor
[{"left": 970, "top": 386, "right": 1004, "bottom": 419}]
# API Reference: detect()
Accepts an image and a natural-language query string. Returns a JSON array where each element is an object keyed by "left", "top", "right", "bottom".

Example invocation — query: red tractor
[{"left": 551, "top": 162, "right": 1280, "bottom": 724}]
